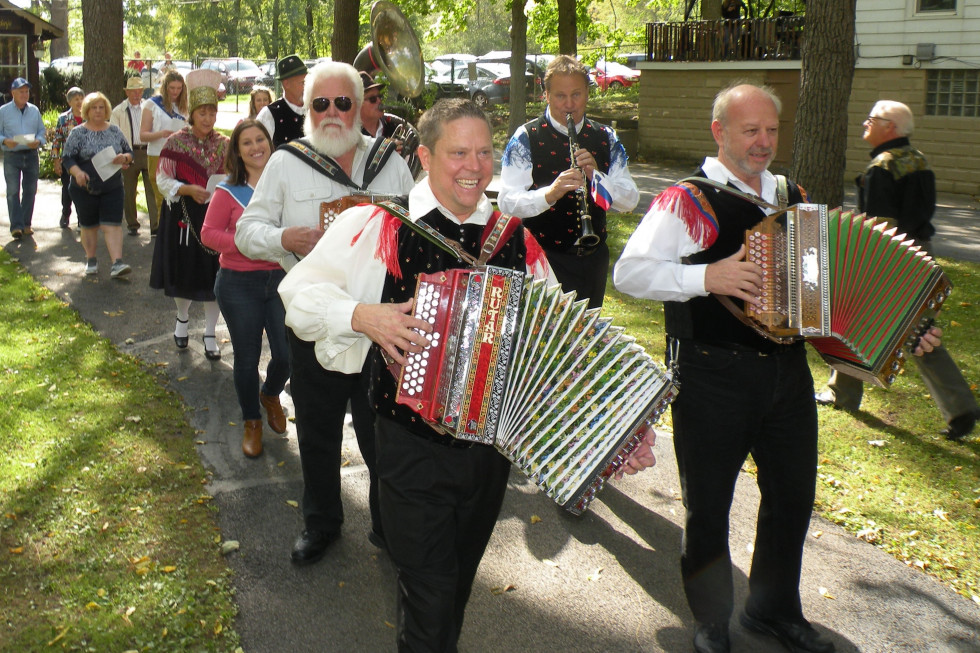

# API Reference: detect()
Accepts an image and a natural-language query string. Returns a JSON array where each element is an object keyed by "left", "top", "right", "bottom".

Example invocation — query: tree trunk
[
  {"left": 50, "top": 0, "right": 69, "bottom": 59},
  {"left": 791, "top": 0, "right": 856, "bottom": 208},
  {"left": 557, "top": 0, "right": 576, "bottom": 55},
  {"left": 509, "top": 0, "right": 528, "bottom": 135},
  {"left": 332, "top": 0, "right": 360, "bottom": 64},
  {"left": 306, "top": 1, "right": 317, "bottom": 58},
  {"left": 81, "top": 0, "right": 124, "bottom": 105}
]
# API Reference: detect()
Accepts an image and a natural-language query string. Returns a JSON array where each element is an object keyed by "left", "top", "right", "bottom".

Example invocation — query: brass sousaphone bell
[
  {"left": 353, "top": 0, "right": 425, "bottom": 98},
  {"left": 353, "top": 0, "right": 425, "bottom": 178}
]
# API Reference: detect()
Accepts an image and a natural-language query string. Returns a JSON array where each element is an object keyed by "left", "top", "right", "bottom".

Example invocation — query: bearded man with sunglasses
[{"left": 236, "top": 61, "right": 415, "bottom": 566}]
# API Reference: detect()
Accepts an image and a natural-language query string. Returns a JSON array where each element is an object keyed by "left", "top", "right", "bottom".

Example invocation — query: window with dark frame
[
  {"left": 926, "top": 70, "right": 980, "bottom": 117},
  {"left": 918, "top": 0, "right": 956, "bottom": 11}
]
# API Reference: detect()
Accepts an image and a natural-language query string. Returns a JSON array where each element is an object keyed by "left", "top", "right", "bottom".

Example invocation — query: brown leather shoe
[
  {"left": 260, "top": 393, "right": 287, "bottom": 434},
  {"left": 242, "top": 419, "right": 263, "bottom": 458}
]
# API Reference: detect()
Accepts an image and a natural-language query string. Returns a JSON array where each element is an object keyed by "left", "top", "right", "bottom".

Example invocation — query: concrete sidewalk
[{"left": 3, "top": 134, "right": 980, "bottom": 651}]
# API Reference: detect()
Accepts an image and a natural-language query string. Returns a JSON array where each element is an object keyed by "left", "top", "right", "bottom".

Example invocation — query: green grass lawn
[
  {"left": 0, "top": 255, "right": 239, "bottom": 651},
  {"left": 1, "top": 210, "right": 978, "bottom": 649}
]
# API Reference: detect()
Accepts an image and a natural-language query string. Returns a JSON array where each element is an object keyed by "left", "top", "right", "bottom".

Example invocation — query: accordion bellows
[
  {"left": 742, "top": 204, "right": 952, "bottom": 386},
  {"left": 395, "top": 266, "right": 677, "bottom": 514}
]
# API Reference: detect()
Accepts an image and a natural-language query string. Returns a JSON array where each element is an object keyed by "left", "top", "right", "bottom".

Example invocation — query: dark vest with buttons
[
  {"left": 523, "top": 115, "right": 611, "bottom": 251},
  {"left": 267, "top": 99, "right": 305, "bottom": 149},
  {"left": 369, "top": 203, "right": 530, "bottom": 439},
  {"left": 664, "top": 169, "right": 806, "bottom": 351}
]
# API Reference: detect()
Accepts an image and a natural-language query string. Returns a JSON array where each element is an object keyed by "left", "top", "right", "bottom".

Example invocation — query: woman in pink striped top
[{"left": 202, "top": 119, "right": 290, "bottom": 458}]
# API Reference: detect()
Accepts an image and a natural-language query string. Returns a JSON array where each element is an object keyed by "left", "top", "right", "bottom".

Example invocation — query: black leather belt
[{"left": 133, "top": 145, "right": 147, "bottom": 150}]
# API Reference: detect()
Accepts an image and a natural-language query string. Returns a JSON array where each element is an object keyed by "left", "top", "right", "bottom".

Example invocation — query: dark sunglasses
[
  {"left": 365, "top": 95, "right": 383, "bottom": 104},
  {"left": 311, "top": 96, "right": 353, "bottom": 113}
]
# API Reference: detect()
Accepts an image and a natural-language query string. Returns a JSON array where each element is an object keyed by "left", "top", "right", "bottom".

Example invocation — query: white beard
[{"left": 304, "top": 113, "right": 363, "bottom": 159}]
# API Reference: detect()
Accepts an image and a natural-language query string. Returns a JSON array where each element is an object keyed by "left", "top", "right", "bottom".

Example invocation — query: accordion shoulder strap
[
  {"left": 775, "top": 175, "right": 789, "bottom": 209},
  {"left": 281, "top": 137, "right": 398, "bottom": 191},
  {"left": 374, "top": 200, "right": 478, "bottom": 266},
  {"left": 678, "top": 176, "right": 781, "bottom": 212},
  {"left": 477, "top": 212, "right": 521, "bottom": 266}
]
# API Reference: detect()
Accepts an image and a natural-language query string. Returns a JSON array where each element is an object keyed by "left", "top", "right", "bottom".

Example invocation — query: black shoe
[
  {"left": 693, "top": 622, "right": 730, "bottom": 653},
  {"left": 203, "top": 335, "right": 221, "bottom": 361},
  {"left": 291, "top": 529, "right": 339, "bottom": 565},
  {"left": 814, "top": 390, "right": 858, "bottom": 412},
  {"left": 174, "top": 317, "right": 189, "bottom": 349},
  {"left": 60, "top": 214, "right": 69, "bottom": 229},
  {"left": 740, "top": 611, "right": 835, "bottom": 653},
  {"left": 942, "top": 412, "right": 977, "bottom": 441},
  {"left": 150, "top": 228, "right": 158, "bottom": 237},
  {"left": 128, "top": 226, "right": 139, "bottom": 236}
]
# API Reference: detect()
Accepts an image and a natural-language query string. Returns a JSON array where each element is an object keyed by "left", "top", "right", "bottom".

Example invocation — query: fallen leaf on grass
[
  {"left": 950, "top": 320, "right": 962, "bottom": 327},
  {"left": 530, "top": 515, "right": 542, "bottom": 524},
  {"left": 933, "top": 508, "right": 949, "bottom": 522},
  {"left": 811, "top": 531, "right": 823, "bottom": 539},
  {"left": 125, "top": 415, "right": 141, "bottom": 423},
  {"left": 85, "top": 601, "right": 100, "bottom": 610},
  {"left": 490, "top": 584, "right": 516, "bottom": 595},
  {"left": 162, "top": 565, "right": 177, "bottom": 573},
  {"left": 177, "top": 376, "right": 188, "bottom": 381},
  {"left": 817, "top": 587, "right": 836, "bottom": 599},
  {"left": 47, "top": 625, "right": 69, "bottom": 646},
  {"left": 8, "top": 546, "right": 23, "bottom": 554},
  {"left": 121, "top": 605, "right": 136, "bottom": 625},
  {"left": 867, "top": 440, "right": 886, "bottom": 447},
  {"left": 285, "top": 500, "right": 299, "bottom": 508},
  {"left": 221, "top": 541, "right": 240, "bottom": 556},
  {"left": 385, "top": 621, "right": 396, "bottom": 628}
]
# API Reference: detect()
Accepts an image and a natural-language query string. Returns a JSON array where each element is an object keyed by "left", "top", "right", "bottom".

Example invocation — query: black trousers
[
  {"left": 669, "top": 339, "right": 818, "bottom": 624},
  {"left": 376, "top": 417, "right": 511, "bottom": 653},
  {"left": 543, "top": 242, "right": 610, "bottom": 309},
  {"left": 60, "top": 168, "right": 72, "bottom": 219},
  {"left": 287, "top": 330, "right": 380, "bottom": 536}
]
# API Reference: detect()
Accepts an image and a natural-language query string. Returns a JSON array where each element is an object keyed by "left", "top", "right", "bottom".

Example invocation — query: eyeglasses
[
  {"left": 365, "top": 95, "right": 383, "bottom": 104},
  {"left": 865, "top": 115, "right": 892, "bottom": 125},
  {"left": 310, "top": 96, "right": 353, "bottom": 113}
]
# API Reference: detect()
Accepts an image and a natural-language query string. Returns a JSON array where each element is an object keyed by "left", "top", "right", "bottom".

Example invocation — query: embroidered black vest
[
  {"left": 369, "top": 205, "right": 529, "bottom": 438},
  {"left": 267, "top": 99, "right": 305, "bottom": 148},
  {"left": 664, "top": 170, "right": 805, "bottom": 351},
  {"left": 524, "top": 115, "right": 612, "bottom": 251}
]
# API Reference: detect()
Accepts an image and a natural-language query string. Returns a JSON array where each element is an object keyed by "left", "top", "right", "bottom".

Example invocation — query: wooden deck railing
[{"left": 645, "top": 16, "right": 805, "bottom": 63}]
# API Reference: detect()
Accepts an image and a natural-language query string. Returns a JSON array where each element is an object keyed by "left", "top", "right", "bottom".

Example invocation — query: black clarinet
[{"left": 566, "top": 113, "right": 600, "bottom": 248}]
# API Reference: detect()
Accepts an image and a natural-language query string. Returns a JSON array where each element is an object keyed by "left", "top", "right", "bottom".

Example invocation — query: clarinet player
[{"left": 499, "top": 55, "right": 639, "bottom": 309}]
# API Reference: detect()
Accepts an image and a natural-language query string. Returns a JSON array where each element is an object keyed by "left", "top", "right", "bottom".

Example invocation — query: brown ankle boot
[
  {"left": 242, "top": 419, "right": 264, "bottom": 458},
  {"left": 259, "top": 393, "right": 287, "bottom": 434}
]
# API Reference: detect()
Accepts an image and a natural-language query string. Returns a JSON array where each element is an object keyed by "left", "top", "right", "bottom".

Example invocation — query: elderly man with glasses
[
  {"left": 236, "top": 61, "right": 415, "bottom": 565},
  {"left": 815, "top": 100, "right": 980, "bottom": 441}
]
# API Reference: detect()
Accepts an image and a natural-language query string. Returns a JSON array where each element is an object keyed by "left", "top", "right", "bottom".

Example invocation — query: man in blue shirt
[{"left": 1, "top": 78, "right": 46, "bottom": 239}]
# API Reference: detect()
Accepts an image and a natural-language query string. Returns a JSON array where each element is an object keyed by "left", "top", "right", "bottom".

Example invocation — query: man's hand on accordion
[
  {"left": 914, "top": 326, "right": 943, "bottom": 356},
  {"left": 614, "top": 428, "right": 658, "bottom": 480},
  {"left": 704, "top": 244, "right": 763, "bottom": 306},
  {"left": 352, "top": 299, "right": 433, "bottom": 366}
]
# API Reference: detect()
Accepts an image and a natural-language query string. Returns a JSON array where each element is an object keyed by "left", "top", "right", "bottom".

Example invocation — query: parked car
[
  {"left": 200, "top": 58, "right": 263, "bottom": 95},
  {"left": 617, "top": 52, "right": 647, "bottom": 69},
  {"left": 591, "top": 59, "right": 639, "bottom": 91},
  {"left": 465, "top": 63, "right": 539, "bottom": 108},
  {"left": 50, "top": 56, "right": 84, "bottom": 74},
  {"left": 256, "top": 61, "right": 276, "bottom": 88},
  {"left": 476, "top": 51, "right": 546, "bottom": 95},
  {"left": 426, "top": 61, "right": 468, "bottom": 99}
]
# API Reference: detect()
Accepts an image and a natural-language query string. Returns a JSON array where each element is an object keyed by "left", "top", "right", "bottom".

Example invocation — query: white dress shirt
[
  {"left": 613, "top": 157, "right": 779, "bottom": 302},
  {"left": 234, "top": 134, "right": 415, "bottom": 271}
]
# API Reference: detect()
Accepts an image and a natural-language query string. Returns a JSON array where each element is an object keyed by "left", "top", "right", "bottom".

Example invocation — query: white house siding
[{"left": 636, "top": 1, "right": 980, "bottom": 196}]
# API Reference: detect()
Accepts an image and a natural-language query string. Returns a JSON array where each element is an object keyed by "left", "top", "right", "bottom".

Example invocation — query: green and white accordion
[
  {"left": 739, "top": 204, "right": 952, "bottom": 386},
  {"left": 394, "top": 265, "right": 677, "bottom": 514}
]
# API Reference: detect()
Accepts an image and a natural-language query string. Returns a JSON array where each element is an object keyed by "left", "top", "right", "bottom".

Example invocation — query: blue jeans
[
  {"left": 214, "top": 268, "right": 291, "bottom": 421},
  {"left": 4, "top": 150, "right": 39, "bottom": 231}
]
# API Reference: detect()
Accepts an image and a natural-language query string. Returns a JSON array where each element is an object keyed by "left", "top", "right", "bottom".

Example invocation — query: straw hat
[
  {"left": 125, "top": 76, "right": 145, "bottom": 91},
  {"left": 185, "top": 68, "right": 221, "bottom": 114}
]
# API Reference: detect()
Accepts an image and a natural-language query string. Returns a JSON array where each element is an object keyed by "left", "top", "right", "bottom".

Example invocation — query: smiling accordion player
[{"left": 731, "top": 202, "right": 952, "bottom": 386}]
